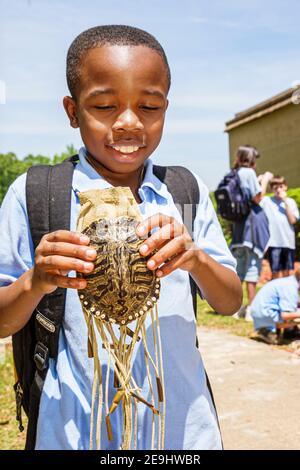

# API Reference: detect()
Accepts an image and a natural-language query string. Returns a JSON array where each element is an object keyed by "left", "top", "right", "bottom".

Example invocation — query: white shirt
[{"left": 260, "top": 196, "right": 299, "bottom": 249}]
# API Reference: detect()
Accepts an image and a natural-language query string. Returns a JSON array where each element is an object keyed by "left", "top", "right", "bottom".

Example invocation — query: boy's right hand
[{"left": 31, "top": 230, "right": 97, "bottom": 294}]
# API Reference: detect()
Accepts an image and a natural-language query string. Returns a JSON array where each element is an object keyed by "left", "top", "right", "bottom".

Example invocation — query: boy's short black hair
[{"left": 66, "top": 25, "right": 171, "bottom": 98}]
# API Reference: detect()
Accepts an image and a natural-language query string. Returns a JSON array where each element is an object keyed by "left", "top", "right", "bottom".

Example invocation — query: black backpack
[
  {"left": 214, "top": 169, "right": 250, "bottom": 222},
  {"left": 12, "top": 154, "right": 218, "bottom": 449}
]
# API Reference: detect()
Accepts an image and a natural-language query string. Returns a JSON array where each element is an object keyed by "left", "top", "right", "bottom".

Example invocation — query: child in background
[
  {"left": 230, "top": 145, "right": 273, "bottom": 320},
  {"left": 251, "top": 268, "right": 300, "bottom": 345},
  {"left": 261, "top": 176, "right": 299, "bottom": 279}
]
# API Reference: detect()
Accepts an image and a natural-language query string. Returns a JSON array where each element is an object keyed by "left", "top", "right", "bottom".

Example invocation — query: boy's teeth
[{"left": 113, "top": 145, "right": 139, "bottom": 154}]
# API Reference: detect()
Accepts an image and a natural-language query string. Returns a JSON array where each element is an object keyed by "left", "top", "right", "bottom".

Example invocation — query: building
[{"left": 225, "top": 87, "right": 300, "bottom": 188}]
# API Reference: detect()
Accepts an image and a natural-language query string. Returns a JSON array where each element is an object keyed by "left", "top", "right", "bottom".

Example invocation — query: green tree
[{"left": 0, "top": 145, "right": 77, "bottom": 204}]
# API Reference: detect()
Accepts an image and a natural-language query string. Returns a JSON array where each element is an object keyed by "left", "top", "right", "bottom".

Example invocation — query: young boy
[
  {"left": 251, "top": 268, "right": 300, "bottom": 345},
  {"left": 0, "top": 25, "right": 242, "bottom": 450},
  {"left": 260, "top": 176, "right": 299, "bottom": 278}
]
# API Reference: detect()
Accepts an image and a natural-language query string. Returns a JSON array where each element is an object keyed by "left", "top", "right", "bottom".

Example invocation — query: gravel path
[{"left": 197, "top": 327, "right": 300, "bottom": 450}]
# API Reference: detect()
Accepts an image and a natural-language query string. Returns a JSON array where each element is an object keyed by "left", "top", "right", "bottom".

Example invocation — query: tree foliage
[{"left": 0, "top": 145, "right": 76, "bottom": 204}]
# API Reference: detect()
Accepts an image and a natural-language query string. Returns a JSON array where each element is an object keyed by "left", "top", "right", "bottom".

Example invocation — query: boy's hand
[
  {"left": 261, "top": 171, "right": 273, "bottom": 182},
  {"left": 257, "top": 174, "right": 264, "bottom": 183},
  {"left": 136, "top": 214, "right": 200, "bottom": 279},
  {"left": 32, "top": 230, "right": 97, "bottom": 294},
  {"left": 265, "top": 171, "right": 274, "bottom": 179},
  {"left": 277, "top": 188, "right": 287, "bottom": 200}
]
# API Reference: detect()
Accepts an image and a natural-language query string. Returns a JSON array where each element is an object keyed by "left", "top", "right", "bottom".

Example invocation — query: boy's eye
[
  {"left": 140, "top": 106, "right": 160, "bottom": 111},
  {"left": 94, "top": 105, "right": 115, "bottom": 110}
]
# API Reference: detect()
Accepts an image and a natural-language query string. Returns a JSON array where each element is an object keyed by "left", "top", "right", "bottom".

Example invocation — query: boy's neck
[{"left": 86, "top": 154, "right": 144, "bottom": 203}]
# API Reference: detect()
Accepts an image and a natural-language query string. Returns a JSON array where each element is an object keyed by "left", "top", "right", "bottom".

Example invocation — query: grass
[
  {"left": 0, "top": 344, "right": 27, "bottom": 450},
  {"left": 196, "top": 287, "right": 254, "bottom": 338},
  {"left": 197, "top": 298, "right": 253, "bottom": 337}
]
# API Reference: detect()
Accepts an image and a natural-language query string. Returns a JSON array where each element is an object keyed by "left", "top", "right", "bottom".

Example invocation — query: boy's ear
[{"left": 63, "top": 96, "right": 79, "bottom": 128}]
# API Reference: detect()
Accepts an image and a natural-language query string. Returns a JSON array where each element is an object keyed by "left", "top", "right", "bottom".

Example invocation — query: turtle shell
[{"left": 78, "top": 216, "right": 160, "bottom": 325}]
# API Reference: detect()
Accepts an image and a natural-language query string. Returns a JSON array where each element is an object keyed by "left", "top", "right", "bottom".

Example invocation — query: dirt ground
[{"left": 198, "top": 327, "right": 300, "bottom": 450}]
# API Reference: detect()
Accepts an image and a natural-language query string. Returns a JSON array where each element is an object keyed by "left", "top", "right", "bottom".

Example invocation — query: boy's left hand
[{"left": 136, "top": 213, "right": 200, "bottom": 278}]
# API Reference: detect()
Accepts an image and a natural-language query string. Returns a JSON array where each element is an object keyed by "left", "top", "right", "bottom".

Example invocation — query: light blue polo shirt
[
  {"left": 260, "top": 196, "right": 299, "bottom": 249},
  {"left": 0, "top": 147, "right": 236, "bottom": 450},
  {"left": 251, "top": 276, "right": 299, "bottom": 332}
]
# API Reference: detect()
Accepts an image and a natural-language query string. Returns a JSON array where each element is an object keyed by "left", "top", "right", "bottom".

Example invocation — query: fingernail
[
  {"left": 140, "top": 244, "right": 148, "bottom": 254},
  {"left": 137, "top": 225, "right": 146, "bottom": 235},
  {"left": 84, "top": 262, "right": 93, "bottom": 271},
  {"left": 86, "top": 249, "right": 96, "bottom": 258},
  {"left": 148, "top": 260, "right": 156, "bottom": 269},
  {"left": 80, "top": 235, "right": 89, "bottom": 243}
]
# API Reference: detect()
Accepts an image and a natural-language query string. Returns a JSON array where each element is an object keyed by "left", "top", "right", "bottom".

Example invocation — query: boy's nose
[{"left": 112, "top": 109, "right": 143, "bottom": 132}]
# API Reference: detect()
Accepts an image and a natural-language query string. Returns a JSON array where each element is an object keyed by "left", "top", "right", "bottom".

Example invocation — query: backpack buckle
[{"left": 34, "top": 342, "right": 49, "bottom": 371}]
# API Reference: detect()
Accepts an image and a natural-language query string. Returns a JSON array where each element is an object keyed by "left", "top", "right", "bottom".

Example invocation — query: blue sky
[{"left": 1, "top": 0, "right": 300, "bottom": 189}]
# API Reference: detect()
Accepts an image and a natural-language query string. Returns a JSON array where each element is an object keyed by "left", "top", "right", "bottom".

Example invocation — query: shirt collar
[{"left": 77, "top": 146, "right": 169, "bottom": 202}]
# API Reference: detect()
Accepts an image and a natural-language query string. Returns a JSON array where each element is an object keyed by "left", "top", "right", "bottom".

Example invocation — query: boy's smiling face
[{"left": 64, "top": 45, "right": 169, "bottom": 174}]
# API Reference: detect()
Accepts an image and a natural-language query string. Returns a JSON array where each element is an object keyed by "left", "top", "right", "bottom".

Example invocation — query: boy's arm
[
  {"left": 252, "top": 172, "right": 273, "bottom": 204},
  {"left": 189, "top": 249, "right": 242, "bottom": 315},
  {"left": 283, "top": 199, "right": 298, "bottom": 225},
  {"left": 281, "top": 311, "right": 300, "bottom": 321},
  {"left": 0, "top": 269, "right": 44, "bottom": 338},
  {"left": 0, "top": 230, "right": 96, "bottom": 338},
  {"left": 276, "top": 188, "right": 298, "bottom": 224}
]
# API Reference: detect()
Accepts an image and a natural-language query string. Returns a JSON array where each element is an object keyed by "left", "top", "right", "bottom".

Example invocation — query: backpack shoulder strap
[
  {"left": 152, "top": 165, "right": 200, "bottom": 317},
  {"left": 152, "top": 165, "right": 199, "bottom": 238},
  {"left": 26, "top": 157, "right": 77, "bottom": 362},
  {"left": 27, "top": 155, "right": 78, "bottom": 248}
]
